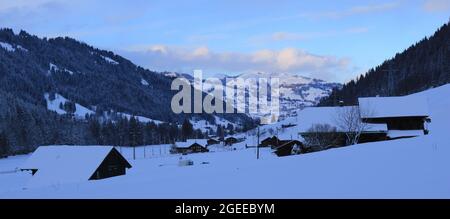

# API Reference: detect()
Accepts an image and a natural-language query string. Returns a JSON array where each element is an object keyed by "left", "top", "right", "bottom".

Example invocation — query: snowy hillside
[
  {"left": 204, "top": 71, "right": 340, "bottom": 119},
  {"left": 45, "top": 93, "right": 95, "bottom": 119},
  {"left": 238, "top": 72, "right": 340, "bottom": 117},
  {"left": 168, "top": 71, "right": 340, "bottom": 119},
  {"left": 0, "top": 84, "right": 449, "bottom": 198},
  {"left": 44, "top": 93, "right": 163, "bottom": 124}
]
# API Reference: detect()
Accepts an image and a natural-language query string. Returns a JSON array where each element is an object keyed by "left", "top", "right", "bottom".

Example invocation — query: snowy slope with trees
[{"left": 0, "top": 84, "right": 449, "bottom": 198}]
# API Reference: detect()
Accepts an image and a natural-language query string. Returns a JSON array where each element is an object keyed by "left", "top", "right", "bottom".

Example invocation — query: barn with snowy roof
[
  {"left": 297, "top": 106, "right": 389, "bottom": 145},
  {"left": 20, "top": 146, "right": 132, "bottom": 187},
  {"left": 171, "top": 139, "right": 209, "bottom": 154},
  {"left": 358, "top": 94, "right": 430, "bottom": 139}
]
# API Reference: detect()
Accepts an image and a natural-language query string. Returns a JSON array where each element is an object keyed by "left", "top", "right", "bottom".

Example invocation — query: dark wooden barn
[
  {"left": 20, "top": 146, "right": 132, "bottom": 185},
  {"left": 260, "top": 136, "right": 280, "bottom": 148},
  {"left": 361, "top": 117, "right": 428, "bottom": 132},
  {"left": 300, "top": 131, "right": 388, "bottom": 149},
  {"left": 224, "top": 137, "right": 238, "bottom": 146},
  {"left": 172, "top": 140, "right": 210, "bottom": 154},
  {"left": 272, "top": 140, "right": 304, "bottom": 157},
  {"left": 359, "top": 95, "right": 430, "bottom": 139},
  {"left": 207, "top": 138, "right": 221, "bottom": 146},
  {"left": 89, "top": 148, "right": 132, "bottom": 180}
]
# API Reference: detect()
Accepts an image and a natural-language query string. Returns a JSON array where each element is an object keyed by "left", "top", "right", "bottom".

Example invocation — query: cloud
[
  {"left": 0, "top": 0, "right": 62, "bottom": 12},
  {"left": 271, "top": 32, "right": 307, "bottom": 41},
  {"left": 263, "top": 27, "right": 369, "bottom": 42},
  {"left": 300, "top": 2, "right": 400, "bottom": 19},
  {"left": 122, "top": 45, "right": 351, "bottom": 81},
  {"left": 423, "top": 0, "right": 450, "bottom": 12}
]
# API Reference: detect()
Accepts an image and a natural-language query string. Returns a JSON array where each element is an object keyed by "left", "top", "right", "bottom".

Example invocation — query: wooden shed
[
  {"left": 260, "top": 136, "right": 280, "bottom": 148},
  {"left": 172, "top": 139, "right": 209, "bottom": 154},
  {"left": 224, "top": 137, "right": 238, "bottom": 146},
  {"left": 20, "top": 146, "right": 132, "bottom": 187},
  {"left": 207, "top": 138, "right": 221, "bottom": 146},
  {"left": 272, "top": 140, "right": 304, "bottom": 157},
  {"left": 359, "top": 95, "right": 430, "bottom": 139}
]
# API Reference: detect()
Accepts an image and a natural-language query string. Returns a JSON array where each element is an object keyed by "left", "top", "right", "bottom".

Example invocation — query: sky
[{"left": 0, "top": 0, "right": 449, "bottom": 83}]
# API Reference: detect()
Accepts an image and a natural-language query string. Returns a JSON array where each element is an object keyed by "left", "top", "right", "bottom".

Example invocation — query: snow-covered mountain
[
  {"left": 177, "top": 71, "right": 340, "bottom": 120},
  {"left": 234, "top": 72, "right": 341, "bottom": 119}
]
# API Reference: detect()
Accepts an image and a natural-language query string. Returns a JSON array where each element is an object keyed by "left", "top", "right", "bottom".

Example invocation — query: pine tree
[
  {"left": 89, "top": 118, "right": 101, "bottom": 145},
  {"left": 181, "top": 119, "right": 193, "bottom": 141},
  {"left": 0, "top": 132, "right": 9, "bottom": 157}
]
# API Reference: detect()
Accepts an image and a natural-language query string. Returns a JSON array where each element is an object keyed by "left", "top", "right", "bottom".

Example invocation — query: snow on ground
[
  {"left": 16, "top": 45, "right": 28, "bottom": 52},
  {"left": 1, "top": 84, "right": 449, "bottom": 198},
  {"left": 191, "top": 116, "right": 239, "bottom": 133},
  {"left": 44, "top": 93, "right": 163, "bottom": 124},
  {"left": 0, "top": 41, "right": 15, "bottom": 52},
  {"left": 141, "top": 78, "right": 149, "bottom": 86},
  {"left": 64, "top": 68, "right": 74, "bottom": 75},
  {"left": 44, "top": 93, "right": 95, "bottom": 118},
  {"left": 303, "top": 87, "right": 328, "bottom": 102},
  {"left": 46, "top": 63, "right": 76, "bottom": 75},
  {"left": 47, "top": 63, "right": 59, "bottom": 76},
  {"left": 118, "top": 112, "right": 163, "bottom": 124},
  {"left": 101, "top": 55, "right": 119, "bottom": 65},
  {"left": 0, "top": 41, "right": 28, "bottom": 53}
]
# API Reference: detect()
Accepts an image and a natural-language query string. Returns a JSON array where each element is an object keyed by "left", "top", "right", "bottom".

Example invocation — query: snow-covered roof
[
  {"left": 21, "top": 145, "right": 125, "bottom": 188},
  {"left": 358, "top": 95, "right": 429, "bottom": 119},
  {"left": 175, "top": 139, "right": 208, "bottom": 148},
  {"left": 297, "top": 106, "right": 388, "bottom": 133}
]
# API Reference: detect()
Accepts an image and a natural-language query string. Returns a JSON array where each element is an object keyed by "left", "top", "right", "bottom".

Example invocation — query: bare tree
[
  {"left": 303, "top": 124, "right": 339, "bottom": 150},
  {"left": 334, "top": 106, "right": 373, "bottom": 145}
]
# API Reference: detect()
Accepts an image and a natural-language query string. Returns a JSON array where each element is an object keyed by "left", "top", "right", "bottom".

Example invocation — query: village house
[
  {"left": 224, "top": 137, "right": 239, "bottom": 146},
  {"left": 358, "top": 95, "right": 430, "bottom": 139},
  {"left": 258, "top": 135, "right": 306, "bottom": 157},
  {"left": 260, "top": 136, "right": 280, "bottom": 148},
  {"left": 297, "top": 106, "right": 389, "bottom": 147},
  {"left": 272, "top": 140, "right": 304, "bottom": 157},
  {"left": 207, "top": 138, "right": 221, "bottom": 146},
  {"left": 171, "top": 139, "right": 209, "bottom": 154},
  {"left": 20, "top": 145, "right": 132, "bottom": 187}
]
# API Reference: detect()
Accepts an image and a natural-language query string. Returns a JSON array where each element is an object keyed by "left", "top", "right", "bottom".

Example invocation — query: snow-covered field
[{"left": 0, "top": 85, "right": 449, "bottom": 198}]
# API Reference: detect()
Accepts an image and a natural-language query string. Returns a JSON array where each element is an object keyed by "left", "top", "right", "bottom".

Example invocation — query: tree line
[
  {"left": 87, "top": 116, "right": 206, "bottom": 147},
  {"left": 319, "top": 21, "right": 449, "bottom": 106}
]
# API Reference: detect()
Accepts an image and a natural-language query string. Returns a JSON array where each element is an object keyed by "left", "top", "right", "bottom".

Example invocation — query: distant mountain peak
[{"left": 211, "top": 72, "right": 342, "bottom": 119}]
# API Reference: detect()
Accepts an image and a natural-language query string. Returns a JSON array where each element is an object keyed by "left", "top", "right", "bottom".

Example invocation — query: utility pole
[
  {"left": 257, "top": 126, "right": 260, "bottom": 160},
  {"left": 382, "top": 62, "right": 399, "bottom": 96}
]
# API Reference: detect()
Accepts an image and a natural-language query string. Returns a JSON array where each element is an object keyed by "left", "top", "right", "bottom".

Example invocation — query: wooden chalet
[
  {"left": 172, "top": 139, "right": 209, "bottom": 154},
  {"left": 359, "top": 95, "right": 430, "bottom": 139},
  {"left": 260, "top": 136, "right": 280, "bottom": 148},
  {"left": 272, "top": 140, "right": 304, "bottom": 157},
  {"left": 20, "top": 146, "right": 132, "bottom": 187},
  {"left": 297, "top": 106, "right": 389, "bottom": 147},
  {"left": 207, "top": 138, "right": 221, "bottom": 146},
  {"left": 224, "top": 137, "right": 238, "bottom": 146}
]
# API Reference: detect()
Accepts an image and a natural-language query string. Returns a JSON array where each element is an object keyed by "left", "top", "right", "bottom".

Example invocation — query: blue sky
[{"left": 1, "top": 0, "right": 449, "bottom": 82}]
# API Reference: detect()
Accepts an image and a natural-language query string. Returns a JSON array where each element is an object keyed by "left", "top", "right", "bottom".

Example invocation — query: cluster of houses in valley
[
  {"left": 18, "top": 93, "right": 431, "bottom": 186},
  {"left": 170, "top": 136, "right": 242, "bottom": 155},
  {"left": 265, "top": 94, "right": 431, "bottom": 157}
]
